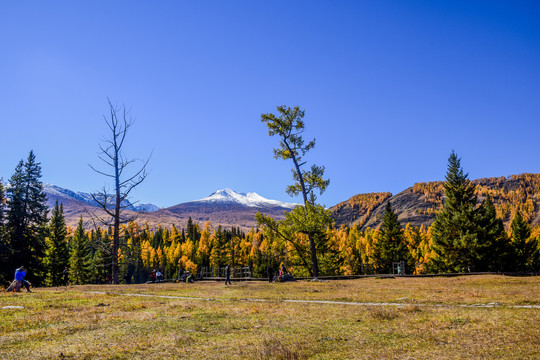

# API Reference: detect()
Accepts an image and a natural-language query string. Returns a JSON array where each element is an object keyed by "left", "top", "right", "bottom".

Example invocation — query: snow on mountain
[
  {"left": 193, "top": 188, "right": 298, "bottom": 209},
  {"left": 43, "top": 184, "right": 160, "bottom": 212},
  {"left": 133, "top": 203, "right": 160, "bottom": 212},
  {"left": 44, "top": 184, "right": 96, "bottom": 204},
  {"left": 42, "top": 184, "right": 294, "bottom": 214}
]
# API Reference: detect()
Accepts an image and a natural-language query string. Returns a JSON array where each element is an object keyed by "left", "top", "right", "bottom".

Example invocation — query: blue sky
[{"left": 1, "top": 1, "right": 539, "bottom": 208}]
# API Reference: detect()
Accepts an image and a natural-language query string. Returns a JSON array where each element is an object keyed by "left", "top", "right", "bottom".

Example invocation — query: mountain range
[
  {"left": 43, "top": 185, "right": 298, "bottom": 230},
  {"left": 42, "top": 173, "right": 540, "bottom": 231}
]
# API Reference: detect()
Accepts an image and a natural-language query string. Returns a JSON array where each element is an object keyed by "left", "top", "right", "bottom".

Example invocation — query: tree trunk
[
  {"left": 285, "top": 140, "right": 320, "bottom": 278},
  {"left": 112, "top": 138, "right": 121, "bottom": 284},
  {"left": 308, "top": 233, "right": 319, "bottom": 278}
]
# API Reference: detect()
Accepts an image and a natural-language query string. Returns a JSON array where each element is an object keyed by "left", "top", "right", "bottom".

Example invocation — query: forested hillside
[{"left": 332, "top": 173, "right": 540, "bottom": 229}]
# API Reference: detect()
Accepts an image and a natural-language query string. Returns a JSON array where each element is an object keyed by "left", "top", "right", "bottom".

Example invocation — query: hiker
[
  {"left": 149, "top": 269, "right": 156, "bottom": 282},
  {"left": 225, "top": 264, "right": 231, "bottom": 285},
  {"left": 156, "top": 269, "right": 162, "bottom": 283},
  {"left": 7, "top": 266, "right": 32, "bottom": 292},
  {"left": 267, "top": 265, "right": 273, "bottom": 283},
  {"left": 279, "top": 263, "right": 287, "bottom": 276},
  {"left": 158, "top": 267, "right": 164, "bottom": 282},
  {"left": 62, "top": 267, "right": 69, "bottom": 286},
  {"left": 178, "top": 267, "right": 184, "bottom": 282}
]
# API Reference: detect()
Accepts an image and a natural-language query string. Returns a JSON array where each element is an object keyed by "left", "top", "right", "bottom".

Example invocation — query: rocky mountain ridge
[{"left": 331, "top": 173, "right": 540, "bottom": 230}]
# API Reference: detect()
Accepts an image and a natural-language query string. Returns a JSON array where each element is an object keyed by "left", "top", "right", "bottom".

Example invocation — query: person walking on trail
[
  {"left": 267, "top": 265, "right": 274, "bottom": 283},
  {"left": 225, "top": 264, "right": 231, "bottom": 285},
  {"left": 62, "top": 267, "right": 69, "bottom": 286}
]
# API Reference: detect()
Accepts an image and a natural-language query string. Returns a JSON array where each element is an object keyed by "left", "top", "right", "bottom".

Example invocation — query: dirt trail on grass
[{"left": 86, "top": 291, "right": 540, "bottom": 309}]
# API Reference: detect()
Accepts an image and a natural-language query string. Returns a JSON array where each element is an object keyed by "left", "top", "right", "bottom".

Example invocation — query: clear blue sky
[{"left": 1, "top": 1, "right": 539, "bottom": 208}]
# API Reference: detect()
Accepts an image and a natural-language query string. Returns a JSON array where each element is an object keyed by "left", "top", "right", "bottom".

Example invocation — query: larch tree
[
  {"left": 90, "top": 99, "right": 150, "bottom": 284},
  {"left": 257, "top": 105, "right": 331, "bottom": 278}
]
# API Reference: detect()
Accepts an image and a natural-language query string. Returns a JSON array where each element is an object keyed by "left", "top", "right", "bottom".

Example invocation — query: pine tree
[
  {"left": 0, "top": 179, "right": 4, "bottom": 235},
  {"left": 69, "top": 217, "right": 92, "bottom": 284},
  {"left": 91, "top": 228, "right": 111, "bottom": 283},
  {"left": 430, "top": 152, "right": 479, "bottom": 273},
  {"left": 45, "top": 201, "right": 69, "bottom": 286},
  {"left": 509, "top": 210, "right": 540, "bottom": 272},
  {"left": 0, "top": 179, "right": 8, "bottom": 284},
  {"left": 5, "top": 151, "right": 49, "bottom": 285},
  {"left": 372, "top": 202, "right": 410, "bottom": 273},
  {"left": 475, "top": 194, "right": 510, "bottom": 271}
]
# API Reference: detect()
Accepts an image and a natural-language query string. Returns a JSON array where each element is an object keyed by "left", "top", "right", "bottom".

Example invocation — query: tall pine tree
[
  {"left": 5, "top": 151, "right": 49, "bottom": 285},
  {"left": 69, "top": 217, "right": 92, "bottom": 284},
  {"left": 0, "top": 179, "right": 4, "bottom": 236},
  {"left": 509, "top": 210, "right": 540, "bottom": 272},
  {"left": 0, "top": 179, "right": 8, "bottom": 283},
  {"left": 475, "top": 194, "right": 510, "bottom": 271},
  {"left": 91, "top": 227, "right": 111, "bottom": 283},
  {"left": 45, "top": 201, "right": 69, "bottom": 286},
  {"left": 430, "top": 152, "right": 479, "bottom": 273},
  {"left": 372, "top": 201, "right": 410, "bottom": 273}
]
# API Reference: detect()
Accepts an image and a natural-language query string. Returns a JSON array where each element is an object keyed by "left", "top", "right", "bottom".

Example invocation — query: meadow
[{"left": 1, "top": 275, "right": 539, "bottom": 359}]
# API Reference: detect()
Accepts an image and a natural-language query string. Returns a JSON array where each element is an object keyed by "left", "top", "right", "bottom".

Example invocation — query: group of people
[
  {"left": 5, "top": 263, "right": 294, "bottom": 291},
  {"left": 148, "top": 268, "right": 196, "bottom": 283},
  {"left": 177, "top": 268, "right": 194, "bottom": 283},
  {"left": 268, "top": 263, "right": 295, "bottom": 283},
  {"left": 149, "top": 268, "right": 165, "bottom": 283}
]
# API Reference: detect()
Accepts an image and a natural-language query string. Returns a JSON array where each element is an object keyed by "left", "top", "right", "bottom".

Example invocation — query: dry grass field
[{"left": 1, "top": 275, "right": 539, "bottom": 359}]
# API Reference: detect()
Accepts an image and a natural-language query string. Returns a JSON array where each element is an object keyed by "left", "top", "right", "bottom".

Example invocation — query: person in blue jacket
[{"left": 15, "top": 266, "right": 32, "bottom": 292}]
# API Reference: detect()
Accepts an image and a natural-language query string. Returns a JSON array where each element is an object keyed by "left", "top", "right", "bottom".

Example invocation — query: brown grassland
[{"left": 1, "top": 275, "right": 539, "bottom": 359}]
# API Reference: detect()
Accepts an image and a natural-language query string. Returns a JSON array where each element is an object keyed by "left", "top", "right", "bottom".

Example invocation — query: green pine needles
[{"left": 430, "top": 151, "right": 510, "bottom": 273}]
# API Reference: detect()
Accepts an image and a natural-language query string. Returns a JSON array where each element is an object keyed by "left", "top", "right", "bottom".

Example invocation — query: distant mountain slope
[
  {"left": 331, "top": 173, "right": 540, "bottom": 229},
  {"left": 43, "top": 185, "right": 295, "bottom": 230},
  {"left": 41, "top": 174, "right": 540, "bottom": 231},
  {"left": 159, "top": 189, "right": 297, "bottom": 229},
  {"left": 44, "top": 184, "right": 160, "bottom": 212}
]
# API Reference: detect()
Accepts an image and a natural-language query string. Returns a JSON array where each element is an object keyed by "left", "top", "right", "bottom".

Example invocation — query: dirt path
[{"left": 87, "top": 291, "right": 540, "bottom": 309}]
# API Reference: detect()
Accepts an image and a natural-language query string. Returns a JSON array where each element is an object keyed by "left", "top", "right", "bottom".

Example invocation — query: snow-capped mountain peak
[
  {"left": 43, "top": 183, "right": 160, "bottom": 212},
  {"left": 194, "top": 188, "right": 298, "bottom": 209}
]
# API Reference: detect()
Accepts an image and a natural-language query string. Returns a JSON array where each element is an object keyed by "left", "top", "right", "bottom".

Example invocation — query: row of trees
[
  {"left": 1, "top": 151, "right": 539, "bottom": 287},
  {"left": 2, "top": 105, "right": 539, "bottom": 287}
]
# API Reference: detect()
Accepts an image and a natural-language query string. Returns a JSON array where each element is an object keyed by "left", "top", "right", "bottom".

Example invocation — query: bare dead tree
[{"left": 89, "top": 99, "right": 150, "bottom": 284}]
